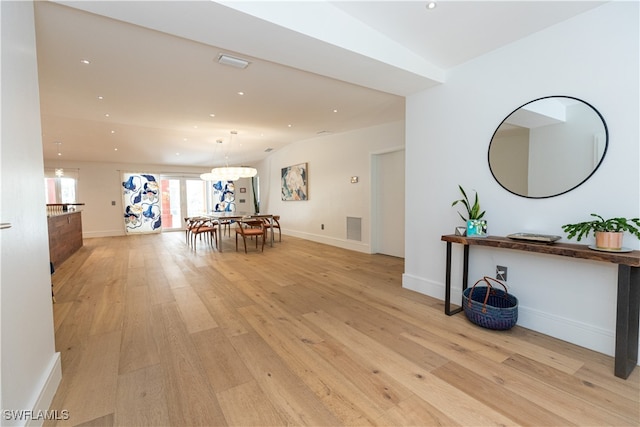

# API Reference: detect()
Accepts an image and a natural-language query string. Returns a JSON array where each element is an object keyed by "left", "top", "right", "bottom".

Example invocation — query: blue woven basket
[{"left": 462, "top": 276, "right": 518, "bottom": 330}]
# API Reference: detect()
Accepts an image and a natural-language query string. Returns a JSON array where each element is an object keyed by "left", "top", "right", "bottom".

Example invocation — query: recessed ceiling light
[
  {"left": 80, "top": 59, "right": 90, "bottom": 64},
  {"left": 97, "top": 96, "right": 104, "bottom": 100},
  {"left": 110, "top": 130, "right": 115, "bottom": 134},
  {"left": 288, "top": 124, "right": 293, "bottom": 128},
  {"left": 104, "top": 113, "right": 110, "bottom": 118},
  {"left": 209, "top": 113, "right": 215, "bottom": 118},
  {"left": 426, "top": 2, "right": 437, "bottom": 9},
  {"left": 333, "top": 109, "right": 338, "bottom": 113},
  {"left": 114, "top": 148, "right": 118, "bottom": 151},
  {"left": 237, "top": 91, "right": 245, "bottom": 96}
]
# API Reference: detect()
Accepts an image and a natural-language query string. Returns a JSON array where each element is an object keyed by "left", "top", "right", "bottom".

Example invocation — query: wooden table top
[{"left": 441, "top": 234, "right": 640, "bottom": 267}]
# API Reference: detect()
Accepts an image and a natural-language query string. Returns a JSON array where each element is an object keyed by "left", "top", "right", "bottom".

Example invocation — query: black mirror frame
[{"left": 488, "top": 95, "right": 609, "bottom": 199}]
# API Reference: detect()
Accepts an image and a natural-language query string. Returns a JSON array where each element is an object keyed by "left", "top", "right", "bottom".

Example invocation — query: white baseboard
[
  {"left": 83, "top": 230, "right": 125, "bottom": 238},
  {"left": 284, "top": 230, "right": 372, "bottom": 253},
  {"left": 26, "top": 352, "right": 62, "bottom": 427},
  {"left": 402, "top": 274, "right": 623, "bottom": 360}
]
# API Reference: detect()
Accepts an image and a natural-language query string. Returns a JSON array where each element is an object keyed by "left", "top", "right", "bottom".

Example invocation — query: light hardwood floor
[{"left": 46, "top": 231, "right": 639, "bottom": 426}]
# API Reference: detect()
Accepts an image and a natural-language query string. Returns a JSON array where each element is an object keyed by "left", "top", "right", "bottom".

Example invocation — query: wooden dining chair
[
  {"left": 263, "top": 215, "right": 281, "bottom": 242},
  {"left": 235, "top": 219, "right": 266, "bottom": 253},
  {"left": 184, "top": 217, "right": 198, "bottom": 245},
  {"left": 190, "top": 217, "right": 217, "bottom": 250}
]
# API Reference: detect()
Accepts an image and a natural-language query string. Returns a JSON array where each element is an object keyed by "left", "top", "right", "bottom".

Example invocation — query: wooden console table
[{"left": 441, "top": 234, "right": 640, "bottom": 379}]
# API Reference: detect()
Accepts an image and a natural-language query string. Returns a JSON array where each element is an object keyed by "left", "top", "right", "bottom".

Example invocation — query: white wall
[
  {"left": 256, "top": 121, "right": 405, "bottom": 253},
  {"left": 1, "top": 2, "right": 61, "bottom": 424},
  {"left": 404, "top": 2, "right": 639, "bottom": 358}
]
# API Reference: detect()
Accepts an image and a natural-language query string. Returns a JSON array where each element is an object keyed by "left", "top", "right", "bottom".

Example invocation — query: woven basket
[{"left": 462, "top": 276, "right": 518, "bottom": 330}]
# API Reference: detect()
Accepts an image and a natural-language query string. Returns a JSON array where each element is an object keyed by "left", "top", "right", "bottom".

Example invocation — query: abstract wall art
[{"left": 281, "top": 163, "right": 308, "bottom": 201}]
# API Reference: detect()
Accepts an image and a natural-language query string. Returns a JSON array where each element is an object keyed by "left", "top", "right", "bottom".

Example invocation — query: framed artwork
[{"left": 281, "top": 162, "right": 308, "bottom": 201}]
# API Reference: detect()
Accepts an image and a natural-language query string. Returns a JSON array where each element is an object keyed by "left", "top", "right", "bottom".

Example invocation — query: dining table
[{"left": 206, "top": 212, "right": 275, "bottom": 252}]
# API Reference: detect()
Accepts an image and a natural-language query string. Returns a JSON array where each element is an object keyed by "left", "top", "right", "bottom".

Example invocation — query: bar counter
[{"left": 48, "top": 210, "right": 83, "bottom": 267}]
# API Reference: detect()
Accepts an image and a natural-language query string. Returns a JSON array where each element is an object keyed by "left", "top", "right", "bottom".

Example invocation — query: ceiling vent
[{"left": 217, "top": 54, "right": 250, "bottom": 69}]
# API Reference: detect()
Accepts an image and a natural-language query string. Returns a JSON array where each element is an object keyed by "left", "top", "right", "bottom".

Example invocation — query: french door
[{"left": 160, "top": 177, "right": 208, "bottom": 230}]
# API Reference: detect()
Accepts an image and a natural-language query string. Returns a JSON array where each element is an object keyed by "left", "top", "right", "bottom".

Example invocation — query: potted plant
[
  {"left": 562, "top": 214, "right": 640, "bottom": 250},
  {"left": 452, "top": 185, "right": 487, "bottom": 237}
]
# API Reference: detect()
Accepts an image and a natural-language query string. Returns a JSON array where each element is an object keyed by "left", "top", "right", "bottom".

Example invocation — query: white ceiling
[{"left": 35, "top": 0, "right": 604, "bottom": 169}]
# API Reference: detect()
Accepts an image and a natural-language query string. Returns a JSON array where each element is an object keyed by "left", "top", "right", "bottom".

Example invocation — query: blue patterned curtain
[{"left": 122, "top": 173, "right": 162, "bottom": 233}]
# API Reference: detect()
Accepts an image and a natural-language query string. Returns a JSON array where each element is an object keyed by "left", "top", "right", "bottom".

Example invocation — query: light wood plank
[
  {"left": 89, "top": 285, "right": 124, "bottom": 336},
  {"left": 199, "top": 290, "right": 250, "bottom": 337},
  {"left": 56, "top": 331, "right": 121, "bottom": 426},
  {"left": 216, "top": 381, "right": 288, "bottom": 426},
  {"left": 151, "top": 302, "right": 227, "bottom": 426},
  {"left": 431, "top": 361, "right": 575, "bottom": 426},
  {"left": 403, "top": 328, "right": 636, "bottom": 426},
  {"left": 191, "top": 327, "right": 254, "bottom": 393},
  {"left": 171, "top": 285, "right": 218, "bottom": 333},
  {"left": 238, "top": 304, "right": 386, "bottom": 425},
  {"left": 115, "top": 364, "right": 170, "bottom": 427},
  {"left": 230, "top": 332, "right": 341, "bottom": 426},
  {"left": 376, "top": 395, "right": 458, "bottom": 426},
  {"left": 118, "top": 285, "right": 160, "bottom": 374},
  {"left": 304, "top": 309, "right": 518, "bottom": 426}
]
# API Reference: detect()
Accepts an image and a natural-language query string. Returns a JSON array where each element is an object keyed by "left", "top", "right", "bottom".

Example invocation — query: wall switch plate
[{"left": 496, "top": 265, "right": 508, "bottom": 281}]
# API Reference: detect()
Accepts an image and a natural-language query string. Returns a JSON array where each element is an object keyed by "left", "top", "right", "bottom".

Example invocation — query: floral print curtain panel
[
  {"left": 122, "top": 173, "right": 162, "bottom": 233},
  {"left": 212, "top": 180, "right": 236, "bottom": 212}
]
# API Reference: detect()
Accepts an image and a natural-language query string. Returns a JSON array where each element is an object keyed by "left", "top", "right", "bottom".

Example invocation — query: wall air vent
[
  {"left": 217, "top": 54, "right": 250, "bottom": 69},
  {"left": 346, "top": 217, "right": 362, "bottom": 241}
]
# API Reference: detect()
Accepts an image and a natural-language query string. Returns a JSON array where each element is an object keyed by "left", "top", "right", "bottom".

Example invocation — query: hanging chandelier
[{"left": 200, "top": 131, "right": 257, "bottom": 181}]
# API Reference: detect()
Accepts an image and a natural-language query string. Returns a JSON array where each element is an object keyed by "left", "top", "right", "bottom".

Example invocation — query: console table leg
[
  {"left": 445, "top": 242, "right": 469, "bottom": 316},
  {"left": 462, "top": 244, "right": 469, "bottom": 295},
  {"left": 614, "top": 265, "right": 639, "bottom": 379}
]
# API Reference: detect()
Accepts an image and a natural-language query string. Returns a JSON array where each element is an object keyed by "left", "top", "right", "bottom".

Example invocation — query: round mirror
[{"left": 488, "top": 96, "right": 608, "bottom": 198}]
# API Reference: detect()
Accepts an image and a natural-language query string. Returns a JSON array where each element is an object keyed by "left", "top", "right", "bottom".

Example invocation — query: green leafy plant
[
  {"left": 562, "top": 214, "right": 640, "bottom": 241},
  {"left": 451, "top": 185, "right": 485, "bottom": 222}
]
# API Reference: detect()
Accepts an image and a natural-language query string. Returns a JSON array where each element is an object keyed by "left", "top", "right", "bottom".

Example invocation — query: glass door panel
[
  {"left": 186, "top": 179, "right": 207, "bottom": 217},
  {"left": 160, "top": 179, "right": 181, "bottom": 229}
]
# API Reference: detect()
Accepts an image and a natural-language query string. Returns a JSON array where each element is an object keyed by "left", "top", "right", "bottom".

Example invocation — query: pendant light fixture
[{"left": 200, "top": 131, "right": 257, "bottom": 181}]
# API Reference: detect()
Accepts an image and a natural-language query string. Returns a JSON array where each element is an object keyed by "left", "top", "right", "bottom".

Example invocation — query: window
[{"left": 44, "top": 169, "right": 78, "bottom": 204}]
